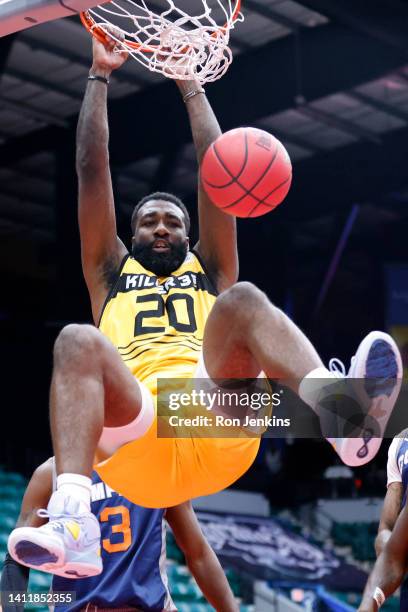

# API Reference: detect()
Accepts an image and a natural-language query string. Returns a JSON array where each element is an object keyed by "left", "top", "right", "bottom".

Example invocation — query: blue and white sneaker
[
  {"left": 327, "top": 331, "right": 402, "bottom": 467},
  {"left": 8, "top": 494, "right": 102, "bottom": 579}
]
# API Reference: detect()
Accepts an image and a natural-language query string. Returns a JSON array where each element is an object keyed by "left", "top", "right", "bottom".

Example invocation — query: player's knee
[
  {"left": 223, "top": 281, "right": 267, "bottom": 307},
  {"left": 54, "top": 324, "right": 101, "bottom": 365},
  {"left": 217, "top": 282, "right": 268, "bottom": 320}
]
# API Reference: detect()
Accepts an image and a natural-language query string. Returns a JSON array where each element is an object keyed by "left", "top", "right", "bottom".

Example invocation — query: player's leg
[
  {"left": 8, "top": 324, "right": 153, "bottom": 578},
  {"left": 50, "top": 323, "right": 149, "bottom": 479},
  {"left": 201, "top": 282, "right": 402, "bottom": 465},
  {"left": 202, "top": 282, "right": 323, "bottom": 382}
]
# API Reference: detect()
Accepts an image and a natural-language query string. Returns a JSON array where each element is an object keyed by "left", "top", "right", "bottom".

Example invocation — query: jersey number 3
[{"left": 100, "top": 506, "right": 132, "bottom": 553}]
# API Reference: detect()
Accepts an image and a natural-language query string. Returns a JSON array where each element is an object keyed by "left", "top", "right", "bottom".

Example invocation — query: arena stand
[{"left": 0, "top": 469, "right": 402, "bottom": 611}]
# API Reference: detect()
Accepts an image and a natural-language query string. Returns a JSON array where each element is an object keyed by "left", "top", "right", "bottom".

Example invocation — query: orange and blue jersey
[{"left": 52, "top": 471, "right": 175, "bottom": 611}]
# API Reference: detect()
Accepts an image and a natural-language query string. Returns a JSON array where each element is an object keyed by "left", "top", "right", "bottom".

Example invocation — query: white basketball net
[{"left": 85, "top": 0, "right": 244, "bottom": 83}]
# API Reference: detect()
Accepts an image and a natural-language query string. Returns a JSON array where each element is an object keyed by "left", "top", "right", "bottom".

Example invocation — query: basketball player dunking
[
  {"left": 8, "top": 30, "right": 402, "bottom": 578},
  {"left": 2, "top": 459, "right": 238, "bottom": 611}
]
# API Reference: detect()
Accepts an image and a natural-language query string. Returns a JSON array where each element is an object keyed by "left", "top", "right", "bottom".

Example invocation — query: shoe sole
[
  {"left": 8, "top": 528, "right": 102, "bottom": 579},
  {"left": 338, "top": 332, "right": 402, "bottom": 467},
  {"left": 50, "top": 560, "right": 102, "bottom": 579}
]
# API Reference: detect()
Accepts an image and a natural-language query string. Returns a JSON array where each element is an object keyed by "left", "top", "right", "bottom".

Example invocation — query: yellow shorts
[
  {"left": 96, "top": 422, "right": 260, "bottom": 508},
  {"left": 95, "top": 367, "right": 261, "bottom": 508}
]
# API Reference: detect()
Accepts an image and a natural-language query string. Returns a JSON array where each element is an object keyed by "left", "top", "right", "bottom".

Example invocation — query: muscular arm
[
  {"left": 14, "top": 460, "right": 53, "bottom": 529},
  {"left": 1, "top": 460, "right": 53, "bottom": 612},
  {"left": 166, "top": 502, "right": 239, "bottom": 612},
  {"left": 375, "top": 482, "right": 403, "bottom": 556},
  {"left": 176, "top": 80, "right": 238, "bottom": 293},
  {"left": 359, "top": 504, "right": 408, "bottom": 612},
  {"left": 77, "top": 35, "right": 128, "bottom": 323}
]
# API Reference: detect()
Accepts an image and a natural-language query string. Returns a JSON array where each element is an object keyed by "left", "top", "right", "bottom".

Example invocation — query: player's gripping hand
[
  {"left": 157, "top": 47, "right": 196, "bottom": 82},
  {"left": 91, "top": 26, "right": 128, "bottom": 75}
]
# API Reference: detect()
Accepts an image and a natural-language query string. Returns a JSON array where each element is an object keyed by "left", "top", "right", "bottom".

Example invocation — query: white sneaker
[
  {"left": 327, "top": 331, "right": 402, "bottom": 467},
  {"left": 8, "top": 494, "right": 102, "bottom": 579}
]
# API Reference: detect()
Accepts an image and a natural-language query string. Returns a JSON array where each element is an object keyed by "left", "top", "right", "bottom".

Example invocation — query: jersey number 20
[{"left": 135, "top": 294, "right": 197, "bottom": 336}]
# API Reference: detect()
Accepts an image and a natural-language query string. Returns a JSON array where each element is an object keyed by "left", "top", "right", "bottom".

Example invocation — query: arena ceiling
[{"left": 0, "top": 0, "right": 408, "bottom": 290}]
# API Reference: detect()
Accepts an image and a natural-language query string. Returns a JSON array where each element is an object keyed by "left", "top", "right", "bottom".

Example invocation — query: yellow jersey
[
  {"left": 99, "top": 250, "right": 217, "bottom": 393},
  {"left": 96, "top": 250, "right": 262, "bottom": 507}
]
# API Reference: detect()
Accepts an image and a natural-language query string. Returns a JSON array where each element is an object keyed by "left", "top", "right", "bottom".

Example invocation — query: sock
[
  {"left": 298, "top": 367, "right": 335, "bottom": 414},
  {"left": 299, "top": 368, "right": 356, "bottom": 450},
  {"left": 56, "top": 473, "right": 92, "bottom": 513}
]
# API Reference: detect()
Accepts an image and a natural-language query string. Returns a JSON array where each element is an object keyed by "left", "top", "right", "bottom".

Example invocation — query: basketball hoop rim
[{"left": 79, "top": 0, "right": 242, "bottom": 53}]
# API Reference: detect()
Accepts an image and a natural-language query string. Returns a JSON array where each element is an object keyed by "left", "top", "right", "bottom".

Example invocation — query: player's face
[{"left": 131, "top": 200, "right": 189, "bottom": 276}]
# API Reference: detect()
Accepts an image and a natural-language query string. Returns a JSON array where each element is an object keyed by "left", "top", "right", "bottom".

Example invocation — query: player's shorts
[{"left": 95, "top": 353, "right": 261, "bottom": 508}]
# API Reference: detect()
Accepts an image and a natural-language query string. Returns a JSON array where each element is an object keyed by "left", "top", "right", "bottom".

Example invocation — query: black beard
[{"left": 131, "top": 241, "right": 188, "bottom": 276}]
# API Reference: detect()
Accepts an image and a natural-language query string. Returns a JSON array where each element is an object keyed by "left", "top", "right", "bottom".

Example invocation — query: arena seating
[
  {"left": 167, "top": 532, "right": 253, "bottom": 611},
  {"left": 0, "top": 467, "right": 53, "bottom": 609},
  {"left": 328, "top": 520, "right": 402, "bottom": 610},
  {"left": 331, "top": 520, "right": 378, "bottom": 561}
]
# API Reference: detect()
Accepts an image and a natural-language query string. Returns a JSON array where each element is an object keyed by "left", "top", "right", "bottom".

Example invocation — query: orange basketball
[{"left": 201, "top": 127, "right": 292, "bottom": 218}]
